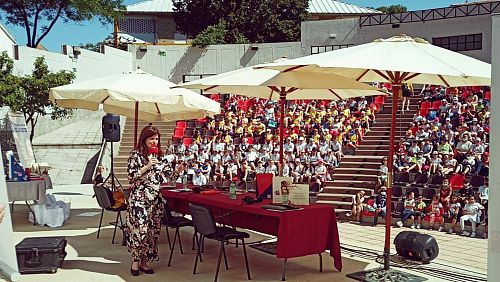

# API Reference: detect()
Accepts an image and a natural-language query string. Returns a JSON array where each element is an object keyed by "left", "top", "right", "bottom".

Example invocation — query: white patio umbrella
[
  {"left": 177, "top": 61, "right": 383, "bottom": 175},
  {"left": 50, "top": 69, "right": 220, "bottom": 145},
  {"left": 263, "top": 35, "right": 491, "bottom": 274}
]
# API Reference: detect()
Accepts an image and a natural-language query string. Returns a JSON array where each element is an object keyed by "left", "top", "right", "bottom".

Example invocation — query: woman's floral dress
[{"left": 126, "top": 150, "right": 170, "bottom": 262}]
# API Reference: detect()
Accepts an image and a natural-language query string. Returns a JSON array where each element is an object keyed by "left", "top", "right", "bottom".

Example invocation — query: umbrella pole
[
  {"left": 279, "top": 90, "right": 286, "bottom": 176},
  {"left": 384, "top": 83, "right": 400, "bottom": 270},
  {"left": 134, "top": 102, "right": 139, "bottom": 147}
]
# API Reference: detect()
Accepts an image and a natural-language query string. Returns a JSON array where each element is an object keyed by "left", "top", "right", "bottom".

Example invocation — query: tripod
[{"left": 103, "top": 140, "right": 123, "bottom": 191}]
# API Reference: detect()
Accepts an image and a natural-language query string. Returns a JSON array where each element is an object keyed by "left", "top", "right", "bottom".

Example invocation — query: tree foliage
[
  {"left": 173, "top": 0, "right": 308, "bottom": 45},
  {"left": 192, "top": 20, "right": 228, "bottom": 47},
  {"left": 376, "top": 5, "right": 408, "bottom": 14},
  {"left": 0, "top": 0, "right": 125, "bottom": 48},
  {"left": 0, "top": 52, "right": 75, "bottom": 142}
]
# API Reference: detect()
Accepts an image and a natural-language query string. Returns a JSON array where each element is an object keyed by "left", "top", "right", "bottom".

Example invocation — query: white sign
[{"left": 8, "top": 112, "right": 35, "bottom": 167}]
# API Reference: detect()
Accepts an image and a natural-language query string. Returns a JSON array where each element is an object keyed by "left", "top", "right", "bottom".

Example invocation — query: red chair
[
  {"left": 210, "top": 94, "right": 220, "bottom": 101},
  {"left": 176, "top": 121, "right": 186, "bottom": 128},
  {"left": 419, "top": 109, "right": 429, "bottom": 117},
  {"left": 420, "top": 101, "right": 431, "bottom": 110},
  {"left": 484, "top": 91, "right": 491, "bottom": 101},
  {"left": 182, "top": 137, "right": 193, "bottom": 146},
  {"left": 174, "top": 128, "right": 185, "bottom": 138},
  {"left": 431, "top": 100, "right": 442, "bottom": 110},
  {"left": 449, "top": 173, "right": 465, "bottom": 190}
]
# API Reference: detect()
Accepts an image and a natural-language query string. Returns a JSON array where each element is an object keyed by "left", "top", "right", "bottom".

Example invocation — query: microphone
[{"left": 149, "top": 144, "right": 158, "bottom": 158}]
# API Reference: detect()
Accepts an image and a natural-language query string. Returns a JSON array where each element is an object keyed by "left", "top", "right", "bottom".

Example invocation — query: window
[
  {"left": 432, "top": 33, "right": 482, "bottom": 51},
  {"left": 310, "top": 44, "right": 353, "bottom": 54}
]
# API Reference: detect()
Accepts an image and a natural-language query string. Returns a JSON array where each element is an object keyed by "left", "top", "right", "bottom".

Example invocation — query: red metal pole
[
  {"left": 279, "top": 89, "right": 286, "bottom": 176},
  {"left": 384, "top": 83, "right": 400, "bottom": 270},
  {"left": 134, "top": 101, "right": 139, "bottom": 147}
]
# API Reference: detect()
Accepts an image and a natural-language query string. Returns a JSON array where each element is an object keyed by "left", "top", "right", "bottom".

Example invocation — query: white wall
[
  {"left": 11, "top": 45, "right": 133, "bottom": 137},
  {"left": 301, "top": 14, "right": 492, "bottom": 62},
  {"left": 13, "top": 45, "right": 133, "bottom": 81},
  {"left": 488, "top": 13, "right": 500, "bottom": 282},
  {"left": 0, "top": 24, "right": 15, "bottom": 58},
  {"left": 129, "top": 42, "right": 302, "bottom": 83}
]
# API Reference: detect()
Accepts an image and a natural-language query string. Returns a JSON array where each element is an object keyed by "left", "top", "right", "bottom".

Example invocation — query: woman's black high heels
[
  {"left": 139, "top": 266, "right": 154, "bottom": 274},
  {"left": 130, "top": 267, "right": 139, "bottom": 276}
]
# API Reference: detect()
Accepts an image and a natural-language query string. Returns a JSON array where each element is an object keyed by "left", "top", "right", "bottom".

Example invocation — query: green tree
[
  {"left": 0, "top": 0, "right": 125, "bottom": 48},
  {"left": 376, "top": 5, "right": 408, "bottom": 14},
  {"left": 192, "top": 20, "right": 227, "bottom": 47},
  {"left": 0, "top": 53, "right": 75, "bottom": 142},
  {"left": 173, "top": 0, "right": 308, "bottom": 44}
]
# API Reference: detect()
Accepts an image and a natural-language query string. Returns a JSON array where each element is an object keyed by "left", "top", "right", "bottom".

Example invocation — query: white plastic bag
[{"left": 29, "top": 204, "right": 65, "bottom": 227}]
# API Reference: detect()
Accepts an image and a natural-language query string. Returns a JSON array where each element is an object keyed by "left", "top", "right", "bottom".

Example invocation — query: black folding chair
[
  {"left": 93, "top": 185, "right": 126, "bottom": 244},
  {"left": 164, "top": 200, "right": 194, "bottom": 267},
  {"left": 189, "top": 203, "right": 251, "bottom": 282}
]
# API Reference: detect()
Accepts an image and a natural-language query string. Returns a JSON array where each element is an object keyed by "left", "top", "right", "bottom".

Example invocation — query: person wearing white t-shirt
[
  {"left": 460, "top": 196, "right": 484, "bottom": 238},
  {"left": 192, "top": 169, "right": 207, "bottom": 186}
]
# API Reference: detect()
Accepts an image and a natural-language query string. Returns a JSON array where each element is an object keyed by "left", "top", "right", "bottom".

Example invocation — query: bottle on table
[
  {"left": 182, "top": 175, "right": 188, "bottom": 189},
  {"left": 229, "top": 182, "right": 237, "bottom": 200}
]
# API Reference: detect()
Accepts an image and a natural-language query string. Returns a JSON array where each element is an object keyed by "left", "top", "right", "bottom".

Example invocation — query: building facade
[
  {"left": 301, "top": 1, "right": 500, "bottom": 62},
  {"left": 120, "top": 0, "right": 380, "bottom": 43}
]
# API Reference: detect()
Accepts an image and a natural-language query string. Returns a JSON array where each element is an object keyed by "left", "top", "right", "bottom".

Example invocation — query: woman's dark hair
[{"left": 135, "top": 125, "right": 163, "bottom": 157}]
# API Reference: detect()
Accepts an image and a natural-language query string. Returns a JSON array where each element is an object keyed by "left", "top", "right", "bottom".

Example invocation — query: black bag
[{"left": 16, "top": 236, "right": 67, "bottom": 274}]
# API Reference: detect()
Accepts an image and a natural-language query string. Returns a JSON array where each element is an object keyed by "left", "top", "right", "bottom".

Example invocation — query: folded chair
[{"left": 189, "top": 203, "right": 251, "bottom": 282}]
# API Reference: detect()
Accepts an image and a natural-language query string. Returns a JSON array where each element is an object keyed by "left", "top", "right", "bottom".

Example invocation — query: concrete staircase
[
  {"left": 113, "top": 120, "right": 176, "bottom": 186},
  {"left": 318, "top": 94, "right": 423, "bottom": 215}
]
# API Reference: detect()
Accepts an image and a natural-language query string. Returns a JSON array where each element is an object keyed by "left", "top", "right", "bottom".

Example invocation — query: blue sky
[{"left": 1, "top": 0, "right": 462, "bottom": 52}]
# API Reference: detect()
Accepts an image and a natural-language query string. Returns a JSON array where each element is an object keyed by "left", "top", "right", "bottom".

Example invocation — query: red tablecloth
[{"left": 161, "top": 190, "right": 342, "bottom": 271}]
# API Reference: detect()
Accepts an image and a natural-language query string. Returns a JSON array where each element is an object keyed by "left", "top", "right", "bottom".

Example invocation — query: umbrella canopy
[
  {"left": 265, "top": 35, "right": 491, "bottom": 86},
  {"left": 260, "top": 35, "right": 491, "bottom": 273},
  {"left": 177, "top": 62, "right": 382, "bottom": 100},
  {"left": 50, "top": 69, "right": 220, "bottom": 145},
  {"left": 178, "top": 60, "right": 383, "bottom": 176}
]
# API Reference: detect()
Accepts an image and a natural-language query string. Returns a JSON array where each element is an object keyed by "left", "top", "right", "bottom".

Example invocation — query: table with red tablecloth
[{"left": 161, "top": 190, "right": 342, "bottom": 272}]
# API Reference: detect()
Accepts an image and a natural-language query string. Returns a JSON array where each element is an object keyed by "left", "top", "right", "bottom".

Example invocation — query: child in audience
[
  {"left": 460, "top": 196, "right": 484, "bottom": 238},
  {"left": 414, "top": 196, "right": 427, "bottom": 229},
  {"left": 427, "top": 195, "right": 445, "bottom": 231},
  {"left": 397, "top": 192, "right": 416, "bottom": 228},
  {"left": 446, "top": 195, "right": 462, "bottom": 234}
]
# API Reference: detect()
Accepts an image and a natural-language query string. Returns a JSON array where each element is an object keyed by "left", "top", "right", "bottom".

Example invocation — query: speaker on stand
[{"left": 102, "top": 114, "right": 122, "bottom": 190}]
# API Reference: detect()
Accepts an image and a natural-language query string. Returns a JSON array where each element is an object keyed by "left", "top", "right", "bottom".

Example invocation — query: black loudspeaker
[
  {"left": 102, "top": 114, "right": 121, "bottom": 142},
  {"left": 394, "top": 231, "right": 439, "bottom": 263}
]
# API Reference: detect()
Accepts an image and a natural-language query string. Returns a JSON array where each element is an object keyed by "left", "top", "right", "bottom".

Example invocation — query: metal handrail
[{"left": 359, "top": 1, "right": 500, "bottom": 27}]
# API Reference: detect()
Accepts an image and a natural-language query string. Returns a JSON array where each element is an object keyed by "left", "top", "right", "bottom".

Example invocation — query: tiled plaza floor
[{"left": 2, "top": 184, "right": 487, "bottom": 282}]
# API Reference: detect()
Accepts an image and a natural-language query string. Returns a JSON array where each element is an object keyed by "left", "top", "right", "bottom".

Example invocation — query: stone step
[
  {"left": 314, "top": 199, "right": 352, "bottom": 210},
  {"left": 376, "top": 117, "right": 414, "bottom": 122},
  {"left": 358, "top": 140, "right": 389, "bottom": 145},
  {"left": 334, "top": 167, "right": 380, "bottom": 176},
  {"left": 355, "top": 144, "right": 389, "bottom": 151},
  {"left": 339, "top": 162, "right": 381, "bottom": 169},
  {"left": 341, "top": 155, "right": 384, "bottom": 162},
  {"left": 323, "top": 186, "right": 374, "bottom": 195},
  {"left": 324, "top": 179, "right": 375, "bottom": 188},
  {"left": 355, "top": 150, "right": 389, "bottom": 156},
  {"left": 318, "top": 193, "right": 356, "bottom": 202},
  {"left": 331, "top": 173, "right": 378, "bottom": 182}
]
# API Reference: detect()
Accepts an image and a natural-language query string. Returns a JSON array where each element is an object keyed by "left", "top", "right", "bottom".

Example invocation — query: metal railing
[{"left": 359, "top": 1, "right": 500, "bottom": 27}]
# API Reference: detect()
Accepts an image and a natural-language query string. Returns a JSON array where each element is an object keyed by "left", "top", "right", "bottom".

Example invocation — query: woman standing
[{"left": 126, "top": 125, "right": 179, "bottom": 276}]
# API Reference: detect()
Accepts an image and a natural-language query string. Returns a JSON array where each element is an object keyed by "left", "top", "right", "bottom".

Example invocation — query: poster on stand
[{"left": 8, "top": 112, "right": 35, "bottom": 167}]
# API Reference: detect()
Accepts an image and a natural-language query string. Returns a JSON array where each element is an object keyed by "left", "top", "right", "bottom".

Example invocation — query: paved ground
[
  {"left": 1, "top": 184, "right": 487, "bottom": 282},
  {"left": 31, "top": 111, "right": 125, "bottom": 185}
]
